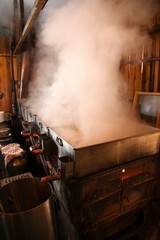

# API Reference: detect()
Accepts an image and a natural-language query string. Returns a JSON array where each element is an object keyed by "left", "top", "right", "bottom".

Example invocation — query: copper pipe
[
  {"left": 121, "top": 56, "right": 160, "bottom": 65},
  {"left": 30, "top": 149, "right": 44, "bottom": 155},
  {"left": 41, "top": 171, "right": 61, "bottom": 183},
  {"left": 18, "top": 115, "right": 23, "bottom": 120},
  {"left": 29, "top": 141, "right": 44, "bottom": 154},
  {"left": 22, "top": 120, "right": 29, "bottom": 126},
  {"left": 46, "top": 161, "right": 54, "bottom": 175},
  {"left": 21, "top": 130, "right": 31, "bottom": 137},
  {"left": 31, "top": 133, "right": 39, "bottom": 138}
]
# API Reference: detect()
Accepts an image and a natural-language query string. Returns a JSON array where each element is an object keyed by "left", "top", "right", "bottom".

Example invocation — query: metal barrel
[{"left": 0, "top": 177, "right": 57, "bottom": 240}]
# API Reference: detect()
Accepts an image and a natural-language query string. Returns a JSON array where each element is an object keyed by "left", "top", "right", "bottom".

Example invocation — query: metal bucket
[{"left": 0, "top": 177, "right": 57, "bottom": 240}]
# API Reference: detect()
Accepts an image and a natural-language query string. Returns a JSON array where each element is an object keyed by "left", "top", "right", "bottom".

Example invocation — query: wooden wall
[
  {"left": 0, "top": 36, "right": 17, "bottom": 113},
  {"left": 120, "top": 16, "right": 160, "bottom": 101}
]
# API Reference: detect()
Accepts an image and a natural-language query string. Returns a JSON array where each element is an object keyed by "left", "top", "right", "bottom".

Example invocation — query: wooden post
[
  {"left": 144, "top": 38, "right": 152, "bottom": 92},
  {"left": 154, "top": 36, "right": 160, "bottom": 92}
]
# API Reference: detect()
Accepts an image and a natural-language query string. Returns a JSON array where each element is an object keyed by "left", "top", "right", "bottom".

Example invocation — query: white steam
[{"left": 27, "top": 0, "right": 158, "bottom": 146}]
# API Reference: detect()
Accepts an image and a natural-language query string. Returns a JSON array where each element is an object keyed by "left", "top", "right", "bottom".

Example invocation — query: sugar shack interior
[{"left": 0, "top": 0, "right": 160, "bottom": 239}]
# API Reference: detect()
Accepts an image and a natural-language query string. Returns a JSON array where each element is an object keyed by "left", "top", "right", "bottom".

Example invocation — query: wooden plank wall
[
  {"left": 120, "top": 15, "right": 160, "bottom": 101},
  {"left": 0, "top": 36, "right": 17, "bottom": 112}
]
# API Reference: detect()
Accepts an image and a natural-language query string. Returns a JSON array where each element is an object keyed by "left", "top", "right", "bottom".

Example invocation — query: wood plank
[
  {"left": 128, "top": 55, "right": 136, "bottom": 100},
  {"left": 0, "top": 57, "right": 12, "bottom": 112},
  {"left": 0, "top": 37, "right": 10, "bottom": 54},
  {"left": 134, "top": 45, "right": 146, "bottom": 92},
  {"left": 134, "top": 63, "right": 142, "bottom": 91},
  {"left": 132, "top": 91, "right": 139, "bottom": 110},
  {"left": 149, "top": 39, "right": 156, "bottom": 91},
  {"left": 154, "top": 37, "right": 160, "bottom": 92},
  {"left": 156, "top": 111, "right": 160, "bottom": 128},
  {"left": 144, "top": 38, "right": 152, "bottom": 91}
]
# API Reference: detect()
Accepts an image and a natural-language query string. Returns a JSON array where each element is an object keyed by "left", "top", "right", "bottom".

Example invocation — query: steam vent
[{"left": 0, "top": 0, "right": 160, "bottom": 239}]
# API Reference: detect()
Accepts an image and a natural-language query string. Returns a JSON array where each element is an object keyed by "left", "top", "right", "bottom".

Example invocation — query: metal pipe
[
  {"left": 19, "top": 0, "right": 25, "bottom": 32},
  {"left": 10, "top": 42, "right": 18, "bottom": 116},
  {"left": 14, "top": 0, "right": 48, "bottom": 54},
  {"left": 121, "top": 56, "right": 160, "bottom": 65},
  {"left": 0, "top": 54, "right": 13, "bottom": 57}
]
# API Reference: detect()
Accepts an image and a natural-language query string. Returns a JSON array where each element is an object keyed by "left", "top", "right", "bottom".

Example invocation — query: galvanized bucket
[{"left": 0, "top": 177, "right": 57, "bottom": 240}]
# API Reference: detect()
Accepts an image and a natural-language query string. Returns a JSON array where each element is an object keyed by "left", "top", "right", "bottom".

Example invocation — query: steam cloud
[{"left": 27, "top": 0, "right": 158, "bottom": 146}]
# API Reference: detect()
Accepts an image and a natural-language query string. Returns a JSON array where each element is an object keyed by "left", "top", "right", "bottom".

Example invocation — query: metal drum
[{"left": 0, "top": 177, "right": 57, "bottom": 240}]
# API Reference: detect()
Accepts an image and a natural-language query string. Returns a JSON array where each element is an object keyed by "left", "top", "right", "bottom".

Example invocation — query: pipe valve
[
  {"left": 29, "top": 142, "right": 44, "bottom": 154},
  {"left": 41, "top": 170, "right": 61, "bottom": 183},
  {"left": 41, "top": 161, "right": 61, "bottom": 182}
]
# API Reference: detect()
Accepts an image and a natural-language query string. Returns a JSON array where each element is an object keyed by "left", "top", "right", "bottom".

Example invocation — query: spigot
[
  {"left": 31, "top": 133, "right": 39, "bottom": 138},
  {"left": 41, "top": 161, "right": 61, "bottom": 182},
  {"left": 41, "top": 170, "right": 61, "bottom": 183},
  {"left": 21, "top": 121, "right": 40, "bottom": 141},
  {"left": 21, "top": 121, "right": 30, "bottom": 137},
  {"left": 29, "top": 142, "right": 44, "bottom": 154},
  {"left": 18, "top": 115, "right": 23, "bottom": 120},
  {"left": 46, "top": 161, "right": 54, "bottom": 175},
  {"left": 22, "top": 121, "right": 29, "bottom": 127},
  {"left": 21, "top": 129, "right": 31, "bottom": 137}
]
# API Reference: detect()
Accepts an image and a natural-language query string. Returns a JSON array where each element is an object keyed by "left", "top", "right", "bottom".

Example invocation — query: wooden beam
[
  {"left": 144, "top": 38, "right": 152, "bottom": 92},
  {"left": 19, "top": 0, "right": 25, "bottom": 32},
  {"left": 13, "top": 0, "right": 20, "bottom": 45},
  {"left": 154, "top": 37, "right": 160, "bottom": 92},
  {"left": 14, "top": 0, "right": 48, "bottom": 54}
]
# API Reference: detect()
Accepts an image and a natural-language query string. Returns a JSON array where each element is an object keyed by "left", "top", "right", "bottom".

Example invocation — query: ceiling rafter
[{"left": 14, "top": 0, "right": 48, "bottom": 54}]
